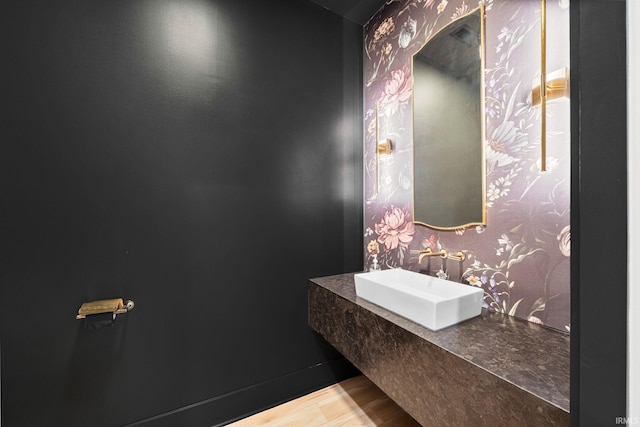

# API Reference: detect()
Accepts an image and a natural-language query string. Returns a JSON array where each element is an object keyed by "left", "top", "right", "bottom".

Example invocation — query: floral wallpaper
[{"left": 364, "top": 0, "right": 571, "bottom": 331}]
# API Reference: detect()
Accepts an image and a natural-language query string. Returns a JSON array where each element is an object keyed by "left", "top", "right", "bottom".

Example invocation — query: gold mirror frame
[{"left": 411, "top": 4, "right": 487, "bottom": 230}]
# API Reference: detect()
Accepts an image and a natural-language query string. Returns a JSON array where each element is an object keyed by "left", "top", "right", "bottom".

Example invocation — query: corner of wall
[{"left": 628, "top": 0, "right": 639, "bottom": 419}]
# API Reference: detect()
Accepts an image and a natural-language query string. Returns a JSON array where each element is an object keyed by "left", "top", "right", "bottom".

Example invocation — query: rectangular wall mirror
[{"left": 412, "top": 5, "right": 486, "bottom": 230}]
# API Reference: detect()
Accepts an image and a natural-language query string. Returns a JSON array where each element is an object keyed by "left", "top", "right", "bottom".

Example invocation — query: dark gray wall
[
  {"left": 0, "top": 0, "right": 362, "bottom": 425},
  {"left": 571, "top": 0, "right": 628, "bottom": 425}
]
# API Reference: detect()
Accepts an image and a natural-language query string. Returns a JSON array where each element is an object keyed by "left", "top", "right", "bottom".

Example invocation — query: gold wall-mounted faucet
[
  {"left": 418, "top": 248, "right": 448, "bottom": 264},
  {"left": 447, "top": 251, "right": 466, "bottom": 262},
  {"left": 418, "top": 248, "right": 466, "bottom": 264}
]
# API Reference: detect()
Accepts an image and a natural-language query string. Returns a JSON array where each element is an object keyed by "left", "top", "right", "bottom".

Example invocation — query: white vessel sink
[{"left": 354, "top": 268, "right": 484, "bottom": 331}]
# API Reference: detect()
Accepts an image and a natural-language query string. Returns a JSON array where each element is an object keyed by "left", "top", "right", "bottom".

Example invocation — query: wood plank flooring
[{"left": 227, "top": 375, "right": 420, "bottom": 426}]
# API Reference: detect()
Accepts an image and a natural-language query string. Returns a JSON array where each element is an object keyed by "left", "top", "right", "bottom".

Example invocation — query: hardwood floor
[{"left": 227, "top": 375, "right": 421, "bottom": 426}]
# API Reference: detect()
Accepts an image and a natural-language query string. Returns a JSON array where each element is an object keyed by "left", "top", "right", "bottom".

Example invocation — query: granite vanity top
[{"left": 309, "top": 272, "right": 570, "bottom": 414}]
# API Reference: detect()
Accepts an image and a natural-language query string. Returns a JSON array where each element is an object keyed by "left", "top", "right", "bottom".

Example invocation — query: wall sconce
[
  {"left": 375, "top": 102, "right": 393, "bottom": 192},
  {"left": 376, "top": 138, "right": 393, "bottom": 192},
  {"left": 532, "top": 67, "right": 570, "bottom": 106},
  {"left": 535, "top": 0, "right": 570, "bottom": 172}
]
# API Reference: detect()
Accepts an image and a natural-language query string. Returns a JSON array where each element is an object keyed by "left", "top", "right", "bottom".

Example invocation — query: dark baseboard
[{"left": 123, "top": 357, "right": 359, "bottom": 427}]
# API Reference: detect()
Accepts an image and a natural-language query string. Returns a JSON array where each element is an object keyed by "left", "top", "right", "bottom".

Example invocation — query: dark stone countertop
[{"left": 309, "top": 272, "right": 570, "bottom": 413}]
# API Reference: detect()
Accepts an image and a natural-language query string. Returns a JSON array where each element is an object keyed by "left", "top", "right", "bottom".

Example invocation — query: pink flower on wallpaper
[
  {"left": 557, "top": 225, "right": 570, "bottom": 257},
  {"left": 421, "top": 235, "right": 437, "bottom": 250},
  {"left": 378, "top": 66, "right": 412, "bottom": 117},
  {"left": 375, "top": 205, "right": 415, "bottom": 250},
  {"left": 373, "top": 17, "right": 395, "bottom": 42}
]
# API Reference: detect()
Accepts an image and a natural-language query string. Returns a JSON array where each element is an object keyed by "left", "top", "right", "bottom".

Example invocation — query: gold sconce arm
[
  {"left": 532, "top": 68, "right": 570, "bottom": 106},
  {"left": 377, "top": 139, "right": 392, "bottom": 155}
]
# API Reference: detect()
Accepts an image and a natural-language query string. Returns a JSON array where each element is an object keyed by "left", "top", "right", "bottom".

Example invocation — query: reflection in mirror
[{"left": 413, "top": 6, "right": 486, "bottom": 230}]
